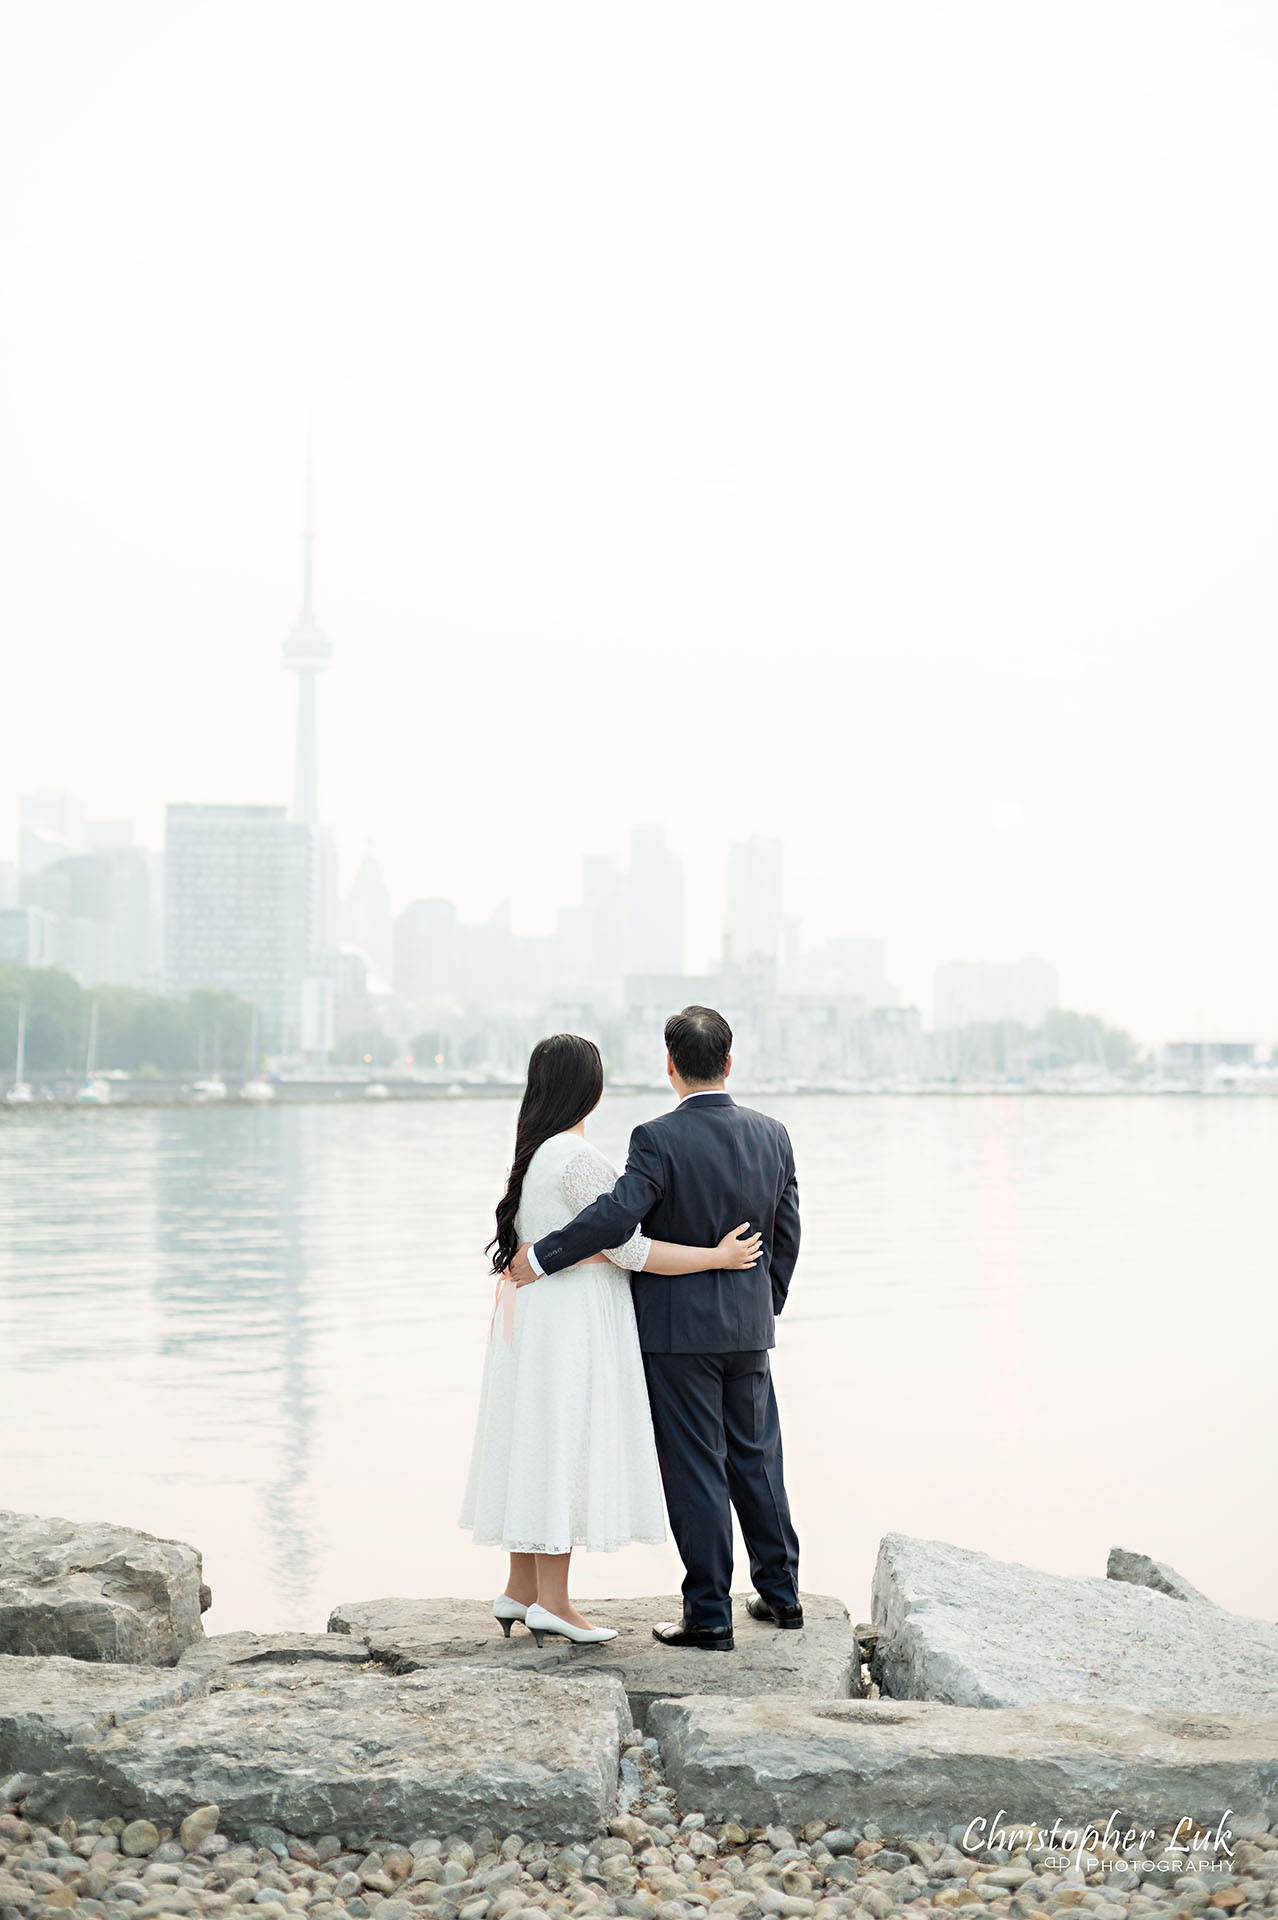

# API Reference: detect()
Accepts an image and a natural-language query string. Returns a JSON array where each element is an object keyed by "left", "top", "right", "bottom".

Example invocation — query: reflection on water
[
  {"left": 152, "top": 1109, "right": 318, "bottom": 1619},
  {"left": 2, "top": 1096, "right": 1276, "bottom": 1629}
]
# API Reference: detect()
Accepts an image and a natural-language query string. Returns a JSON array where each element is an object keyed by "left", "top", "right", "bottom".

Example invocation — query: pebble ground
[{"left": 2, "top": 1737, "right": 1275, "bottom": 1920}]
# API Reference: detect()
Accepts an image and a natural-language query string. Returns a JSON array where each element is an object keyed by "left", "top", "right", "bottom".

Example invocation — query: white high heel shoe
[
  {"left": 525, "top": 1602, "right": 619, "bottom": 1648},
  {"left": 492, "top": 1595, "right": 530, "bottom": 1638}
]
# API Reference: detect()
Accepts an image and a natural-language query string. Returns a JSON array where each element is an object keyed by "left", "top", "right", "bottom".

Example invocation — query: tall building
[
  {"left": 282, "top": 457, "right": 331, "bottom": 829},
  {"left": 164, "top": 804, "right": 310, "bottom": 1054},
  {"left": 145, "top": 848, "right": 165, "bottom": 991},
  {"left": 0, "top": 906, "right": 56, "bottom": 967},
  {"left": 625, "top": 826, "right": 684, "bottom": 977},
  {"left": 799, "top": 936, "right": 897, "bottom": 1006},
  {"left": 281, "top": 460, "right": 340, "bottom": 978},
  {"left": 933, "top": 958, "right": 1060, "bottom": 1032},
  {"left": 552, "top": 902, "right": 593, "bottom": 996},
  {"left": 341, "top": 846, "right": 394, "bottom": 990},
  {"left": 394, "top": 898, "right": 458, "bottom": 1000},
  {"left": 455, "top": 902, "right": 522, "bottom": 1008},
  {"left": 582, "top": 852, "right": 626, "bottom": 1006},
  {"left": 724, "top": 836, "right": 784, "bottom": 970},
  {"left": 310, "top": 828, "right": 340, "bottom": 961},
  {"left": 19, "top": 792, "right": 85, "bottom": 879},
  {"left": 21, "top": 846, "right": 151, "bottom": 987}
]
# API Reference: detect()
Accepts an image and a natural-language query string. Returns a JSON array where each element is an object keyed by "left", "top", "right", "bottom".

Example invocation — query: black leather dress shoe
[
  {"left": 652, "top": 1619, "right": 735, "bottom": 1651},
  {"left": 746, "top": 1595, "right": 805, "bottom": 1629}
]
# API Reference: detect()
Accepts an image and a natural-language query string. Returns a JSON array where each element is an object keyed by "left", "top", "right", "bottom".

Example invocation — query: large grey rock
[
  {"left": 329, "top": 1595, "right": 501, "bottom": 1640},
  {"left": 0, "top": 1511, "right": 206, "bottom": 1665},
  {"left": 177, "top": 1631, "right": 370, "bottom": 1680},
  {"left": 649, "top": 1694, "right": 1278, "bottom": 1830},
  {"left": 1107, "top": 1546, "right": 1215, "bottom": 1606},
  {"left": 25, "top": 1661, "right": 631, "bottom": 1841},
  {"left": 329, "top": 1592, "right": 860, "bottom": 1728},
  {"left": 872, "top": 1534, "right": 1278, "bottom": 1715},
  {"left": 0, "top": 1654, "right": 207, "bottom": 1774}
]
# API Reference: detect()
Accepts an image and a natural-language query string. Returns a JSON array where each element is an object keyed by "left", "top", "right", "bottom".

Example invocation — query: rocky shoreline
[{"left": 2, "top": 1507, "right": 1277, "bottom": 1920}]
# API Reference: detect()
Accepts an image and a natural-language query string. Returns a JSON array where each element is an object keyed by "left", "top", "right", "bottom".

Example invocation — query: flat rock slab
[
  {"left": 649, "top": 1694, "right": 1278, "bottom": 1830},
  {"left": 0, "top": 1510, "right": 206, "bottom": 1666},
  {"left": 177, "top": 1632, "right": 370, "bottom": 1680},
  {"left": 0, "top": 1654, "right": 207, "bottom": 1775},
  {"left": 25, "top": 1662, "right": 632, "bottom": 1842},
  {"left": 328, "top": 1593, "right": 860, "bottom": 1728},
  {"left": 872, "top": 1534, "right": 1278, "bottom": 1715}
]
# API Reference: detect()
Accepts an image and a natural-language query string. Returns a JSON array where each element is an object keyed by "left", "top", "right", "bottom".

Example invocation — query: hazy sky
[{"left": 2, "top": 0, "right": 1276, "bottom": 1043}]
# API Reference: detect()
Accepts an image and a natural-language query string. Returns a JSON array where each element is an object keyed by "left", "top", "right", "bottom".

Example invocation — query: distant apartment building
[
  {"left": 933, "top": 957, "right": 1059, "bottom": 1032},
  {"left": 394, "top": 898, "right": 459, "bottom": 1000},
  {"left": 453, "top": 904, "right": 554, "bottom": 1010},
  {"left": 551, "top": 902, "right": 594, "bottom": 999},
  {"left": 164, "top": 804, "right": 310, "bottom": 1054},
  {"left": 724, "top": 837, "right": 783, "bottom": 971},
  {"left": 581, "top": 853, "right": 626, "bottom": 1007},
  {"left": 0, "top": 905, "right": 57, "bottom": 968},
  {"left": 310, "top": 827, "right": 340, "bottom": 966},
  {"left": 10, "top": 799, "right": 163, "bottom": 991},
  {"left": 341, "top": 847, "right": 394, "bottom": 991},
  {"left": 393, "top": 894, "right": 594, "bottom": 1021},
  {"left": 20, "top": 844, "right": 152, "bottom": 988},
  {"left": 798, "top": 936, "right": 897, "bottom": 1006},
  {"left": 19, "top": 791, "right": 86, "bottom": 879},
  {"left": 625, "top": 826, "right": 684, "bottom": 976}
]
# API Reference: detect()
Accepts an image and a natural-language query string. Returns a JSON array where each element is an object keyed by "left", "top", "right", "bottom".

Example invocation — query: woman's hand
[{"left": 716, "top": 1222, "right": 763, "bottom": 1269}]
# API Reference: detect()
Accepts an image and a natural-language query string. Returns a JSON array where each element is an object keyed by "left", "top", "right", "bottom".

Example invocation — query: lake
[{"left": 1, "top": 1094, "right": 1274, "bottom": 1633}]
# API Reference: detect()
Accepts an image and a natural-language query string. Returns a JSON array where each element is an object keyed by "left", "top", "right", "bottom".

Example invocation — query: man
[{"left": 507, "top": 1004, "right": 802, "bottom": 1650}]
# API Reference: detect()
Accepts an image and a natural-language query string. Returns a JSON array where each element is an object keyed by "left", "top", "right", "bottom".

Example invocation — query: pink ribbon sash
[{"left": 491, "top": 1273, "right": 517, "bottom": 1347}]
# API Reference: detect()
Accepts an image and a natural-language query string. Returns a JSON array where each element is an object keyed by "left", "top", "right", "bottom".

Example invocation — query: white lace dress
[{"left": 459, "top": 1131, "right": 667, "bottom": 1554}]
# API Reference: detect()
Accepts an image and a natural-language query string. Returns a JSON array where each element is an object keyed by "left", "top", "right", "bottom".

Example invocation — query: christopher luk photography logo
[{"left": 961, "top": 1810, "right": 1237, "bottom": 1876}]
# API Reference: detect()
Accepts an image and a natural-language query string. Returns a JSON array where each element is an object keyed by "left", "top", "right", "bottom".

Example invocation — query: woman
[{"left": 459, "top": 1032, "right": 760, "bottom": 1646}]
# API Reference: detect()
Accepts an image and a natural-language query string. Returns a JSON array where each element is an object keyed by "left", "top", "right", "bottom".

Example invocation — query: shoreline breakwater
[{"left": 2, "top": 1508, "right": 1277, "bottom": 1920}]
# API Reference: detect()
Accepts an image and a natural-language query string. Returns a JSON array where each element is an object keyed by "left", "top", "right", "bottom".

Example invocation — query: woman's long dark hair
[{"left": 488, "top": 1034, "right": 604, "bottom": 1273}]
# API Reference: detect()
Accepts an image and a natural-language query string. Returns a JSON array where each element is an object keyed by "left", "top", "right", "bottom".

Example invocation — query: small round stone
[{"left": 120, "top": 1822, "right": 161, "bottom": 1858}]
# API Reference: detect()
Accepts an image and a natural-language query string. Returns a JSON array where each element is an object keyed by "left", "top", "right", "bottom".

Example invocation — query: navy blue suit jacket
[{"left": 531, "top": 1092, "right": 800, "bottom": 1355}]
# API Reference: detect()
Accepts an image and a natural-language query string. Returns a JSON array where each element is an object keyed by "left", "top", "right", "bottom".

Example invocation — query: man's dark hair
[{"left": 664, "top": 1004, "right": 733, "bottom": 1085}]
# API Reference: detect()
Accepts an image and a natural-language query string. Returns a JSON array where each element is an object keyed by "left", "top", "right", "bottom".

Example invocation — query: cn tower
[{"left": 283, "top": 457, "right": 331, "bottom": 826}]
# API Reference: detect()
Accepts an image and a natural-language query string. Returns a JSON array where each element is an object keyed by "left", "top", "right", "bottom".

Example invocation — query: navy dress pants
[{"left": 642, "top": 1348, "right": 800, "bottom": 1633}]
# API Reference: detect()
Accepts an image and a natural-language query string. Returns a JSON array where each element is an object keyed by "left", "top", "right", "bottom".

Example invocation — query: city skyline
[
  {"left": 3, "top": 4, "right": 1277, "bottom": 1046},
  {"left": 1, "top": 507, "right": 1084, "bottom": 1048},
  {"left": 4, "top": 743, "right": 1267, "bottom": 1090},
  {"left": 4, "top": 772, "right": 1081, "bottom": 1047}
]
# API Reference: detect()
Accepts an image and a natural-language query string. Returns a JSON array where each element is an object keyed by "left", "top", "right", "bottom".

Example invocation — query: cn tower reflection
[{"left": 151, "top": 1103, "right": 320, "bottom": 1625}]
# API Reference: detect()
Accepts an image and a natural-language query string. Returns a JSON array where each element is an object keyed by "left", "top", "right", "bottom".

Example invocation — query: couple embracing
[{"left": 460, "top": 1004, "right": 802, "bottom": 1651}]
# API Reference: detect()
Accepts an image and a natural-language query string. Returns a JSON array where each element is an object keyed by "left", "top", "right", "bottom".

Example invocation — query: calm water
[{"left": 1, "top": 1095, "right": 1275, "bottom": 1633}]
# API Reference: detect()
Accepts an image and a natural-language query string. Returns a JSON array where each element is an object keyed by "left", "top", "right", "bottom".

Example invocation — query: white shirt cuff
[{"left": 526, "top": 1244, "right": 545, "bottom": 1277}]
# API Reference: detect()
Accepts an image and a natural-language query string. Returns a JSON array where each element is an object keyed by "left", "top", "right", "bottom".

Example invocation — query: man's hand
[{"left": 508, "top": 1242, "right": 538, "bottom": 1288}]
